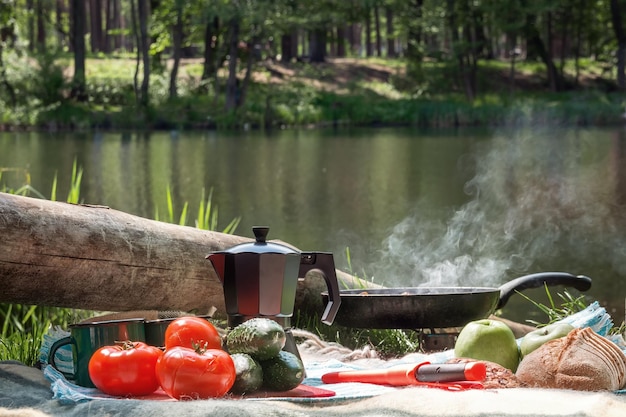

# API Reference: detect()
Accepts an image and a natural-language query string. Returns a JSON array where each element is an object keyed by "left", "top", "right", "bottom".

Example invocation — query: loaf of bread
[{"left": 516, "top": 327, "right": 626, "bottom": 391}]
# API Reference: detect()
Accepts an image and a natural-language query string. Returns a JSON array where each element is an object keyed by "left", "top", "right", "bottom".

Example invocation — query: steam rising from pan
[{"left": 374, "top": 127, "right": 626, "bottom": 290}]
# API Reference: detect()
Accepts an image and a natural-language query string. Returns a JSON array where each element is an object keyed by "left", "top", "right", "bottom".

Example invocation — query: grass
[
  {"left": 518, "top": 286, "right": 625, "bottom": 336},
  {"left": 3, "top": 53, "right": 626, "bottom": 131},
  {"left": 154, "top": 186, "right": 241, "bottom": 233},
  {"left": 293, "top": 311, "right": 421, "bottom": 359},
  {"left": 0, "top": 305, "right": 92, "bottom": 366},
  {"left": 518, "top": 286, "right": 590, "bottom": 327}
]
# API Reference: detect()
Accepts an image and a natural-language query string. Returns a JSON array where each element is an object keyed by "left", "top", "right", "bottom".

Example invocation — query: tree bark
[
  {"left": 309, "top": 28, "right": 326, "bottom": 63},
  {"left": 138, "top": 0, "right": 150, "bottom": 108},
  {"left": 374, "top": 5, "right": 382, "bottom": 57},
  {"left": 56, "top": 0, "right": 65, "bottom": 49},
  {"left": 36, "top": 0, "right": 46, "bottom": 53},
  {"left": 386, "top": 7, "right": 395, "bottom": 58},
  {"left": 113, "top": 0, "right": 123, "bottom": 50},
  {"left": 201, "top": 16, "right": 219, "bottom": 81},
  {"left": 26, "top": 0, "right": 34, "bottom": 52},
  {"left": 406, "top": 0, "right": 424, "bottom": 61},
  {"left": 237, "top": 40, "right": 257, "bottom": 109},
  {"left": 365, "top": 8, "right": 372, "bottom": 57},
  {"left": 103, "top": 0, "right": 112, "bottom": 52},
  {"left": 336, "top": 26, "right": 346, "bottom": 57},
  {"left": 131, "top": 0, "right": 140, "bottom": 105},
  {"left": 169, "top": 1, "right": 183, "bottom": 99},
  {"left": 524, "top": 12, "right": 563, "bottom": 92},
  {"left": 225, "top": 17, "right": 240, "bottom": 111},
  {"left": 0, "top": 193, "right": 372, "bottom": 318},
  {"left": 447, "top": 0, "right": 476, "bottom": 102},
  {"left": 280, "top": 32, "right": 293, "bottom": 62},
  {"left": 611, "top": 0, "right": 626, "bottom": 89},
  {"left": 70, "top": 0, "right": 87, "bottom": 101},
  {"left": 89, "top": 0, "right": 103, "bottom": 53}
]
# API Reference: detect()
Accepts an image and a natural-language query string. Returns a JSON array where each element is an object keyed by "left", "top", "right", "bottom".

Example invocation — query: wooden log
[{"left": 0, "top": 192, "right": 371, "bottom": 318}]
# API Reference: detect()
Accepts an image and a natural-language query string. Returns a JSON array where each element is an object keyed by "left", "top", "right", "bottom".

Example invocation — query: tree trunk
[
  {"left": 225, "top": 17, "right": 240, "bottom": 111},
  {"left": 113, "top": 0, "right": 123, "bottom": 50},
  {"left": 346, "top": 24, "right": 354, "bottom": 55},
  {"left": 169, "top": 1, "right": 183, "bottom": 99},
  {"left": 70, "top": 0, "right": 87, "bottom": 101},
  {"left": 374, "top": 5, "right": 382, "bottom": 57},
  {"left": 138, "top": 0, "right": 150, "bottom": 108},
  {"left": 386, "top": 7, "right": 395, "bottom": 58},
  {"left": 447, "top": 0, "right": 475, "bottom": 102},
  {"left": 558, "top": 10, "right": 569, "bottom": 81},
  {"left": 406, "top": 0, "right": 424, "bottom": 61},
  {"left": 365, "top": 9, "right": 372, "bottom": 57},
  {"left": 36, "top": 0, "right": 46, "bottom": 53},
  {"left": 89, "top": 0, "right": 103, "bottom": 53},
  {"left": 0, "top": 193, "right": 372, "bottom": 318},
  {"left": 237, "top": 40, "right": 257, "bottom": 109},
  {"left": 524, "top": 13, "right": 563, "bottom": 92},
  {"left": 56, "top": 0, "right": 65, "bottom": 49},
  {"left": 309, "top": 28, "right": 326, "bottom": 63},
  {"left": 336, "top": 26, "right": 346, "bottom": 57},
  {"left": 508, "top": 32, "right": 518, "bottom": 95},
  {"left": 573, "top": 0, "right": 583, "bottom": 86},
  {"left": 291, "top": 30, "right": 298, "bottom": 59},
  {"left": 131, "top": 0, "right": 140, "bottom": 105},
  {"left": 201, "top": 16, "right": 219, "bottom": 81},
  {"left": 472, "top": 7, "right": 489, "bottom": 59},
  {"left": 27, "top": 0, "right": 34, "bottom": 52},
  {"left": 611, "top": 0, "right": 626, "bottom": 89},
  {"left": 103, "top": 0, "right": 112, "bottom": 52},
  {"left": 280, "top": 32, "right": 294, "bottom": 62}
]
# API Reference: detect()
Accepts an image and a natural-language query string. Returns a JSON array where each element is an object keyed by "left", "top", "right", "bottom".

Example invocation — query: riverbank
[{"left": 3, "top": 57, "right": 625, "bottom": 131}]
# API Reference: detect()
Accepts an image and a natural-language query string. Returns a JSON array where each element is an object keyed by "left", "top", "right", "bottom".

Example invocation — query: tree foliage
[{"left": 3, "top": 0, "right": 626, "bottom": 114}]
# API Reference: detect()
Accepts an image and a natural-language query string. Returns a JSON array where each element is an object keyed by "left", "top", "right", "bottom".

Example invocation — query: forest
[{"left": 3, "top": 0, "right": 626, "bottom": 130}]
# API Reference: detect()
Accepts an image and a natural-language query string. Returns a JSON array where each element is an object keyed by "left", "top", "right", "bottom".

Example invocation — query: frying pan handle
[
  {"left": 497, "top": 272, "right": 592, "bottom": 310},
  {"left": 299, "top": 252, "right": 341, "bottom": 325}
]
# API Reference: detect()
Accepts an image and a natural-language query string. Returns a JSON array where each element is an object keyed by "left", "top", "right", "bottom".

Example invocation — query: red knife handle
[{"left": 321, "top": 367, "right": 416, "bottom": 386}]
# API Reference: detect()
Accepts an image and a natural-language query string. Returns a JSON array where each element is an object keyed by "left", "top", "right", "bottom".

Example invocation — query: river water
[{"left": 1, "top": 126, "right": 625, "bottom": 326}]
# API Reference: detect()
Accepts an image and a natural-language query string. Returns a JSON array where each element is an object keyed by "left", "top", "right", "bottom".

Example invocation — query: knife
[{"left": 321, "top": 361, "right": 486, "bottom": 387}]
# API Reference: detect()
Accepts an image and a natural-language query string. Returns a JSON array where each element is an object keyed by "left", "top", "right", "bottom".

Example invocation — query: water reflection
[{"left": 0, "top": 127, "right": 624, "bottom": 325}]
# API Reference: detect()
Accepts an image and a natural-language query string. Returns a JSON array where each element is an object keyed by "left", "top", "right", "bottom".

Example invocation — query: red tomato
[
  {"left": 88, "top": 341, "right": 163, "bottom": 396},
  {"left": 164, "top": 316, "right": 222, "bottom": 350},
  {"left": 156, "top": 346, "right": 235, "bottom": 400}
]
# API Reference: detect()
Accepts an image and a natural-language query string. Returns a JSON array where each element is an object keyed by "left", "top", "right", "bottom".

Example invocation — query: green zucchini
[{"left": 225, "top": 318, "right": 286, "bottom": 361}]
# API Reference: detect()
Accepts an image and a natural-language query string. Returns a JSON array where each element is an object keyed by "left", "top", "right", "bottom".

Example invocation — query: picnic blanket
[{"left": 1, "top": 302, "right": 626, "bottom": 417}]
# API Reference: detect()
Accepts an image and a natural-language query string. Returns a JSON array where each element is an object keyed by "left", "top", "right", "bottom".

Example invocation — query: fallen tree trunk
[{"left": 0, "top": 192, "right": 371, "bottom": 318}]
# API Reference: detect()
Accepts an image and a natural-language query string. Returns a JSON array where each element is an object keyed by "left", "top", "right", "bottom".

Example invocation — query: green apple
[
  {"left": 519, "top": 322, "right": 575, "bottom": 358},
  {"left": 454, "top": 319, "right": 520, "bottom": 372}
]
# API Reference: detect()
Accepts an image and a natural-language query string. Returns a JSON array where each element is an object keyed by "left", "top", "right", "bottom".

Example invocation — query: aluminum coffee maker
[{"left": 206, "top": 226, "right": 341, "bottom": 360}]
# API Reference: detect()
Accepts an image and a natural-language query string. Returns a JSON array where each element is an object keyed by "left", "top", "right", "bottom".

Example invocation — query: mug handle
[{"left": 48, "top": 336, "right": 74, "bottom": 379}]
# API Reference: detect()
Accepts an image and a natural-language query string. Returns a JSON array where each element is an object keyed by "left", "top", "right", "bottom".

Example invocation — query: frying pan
[{"left": 321, "top": 272, "right": 592, "bottom": 329}]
